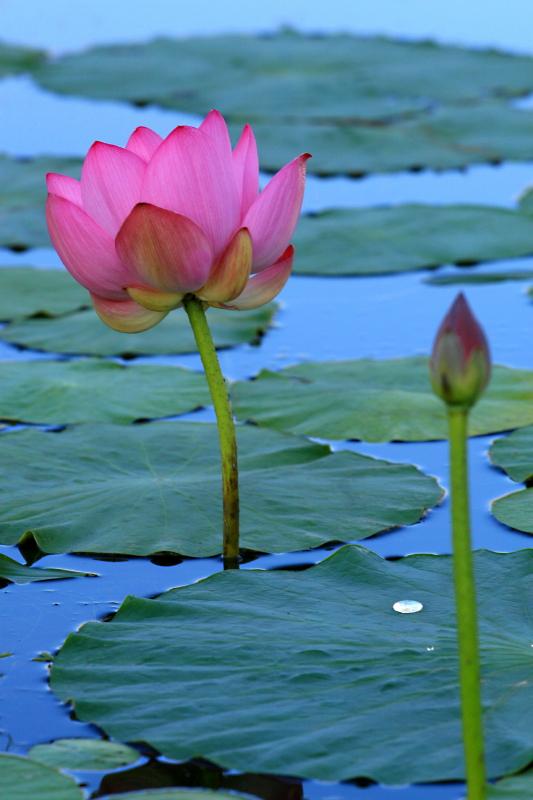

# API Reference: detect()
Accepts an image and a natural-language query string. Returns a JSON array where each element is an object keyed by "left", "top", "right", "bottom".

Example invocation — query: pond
[{"left": 0, "top": 2, "right": 532, "bottom": 798}]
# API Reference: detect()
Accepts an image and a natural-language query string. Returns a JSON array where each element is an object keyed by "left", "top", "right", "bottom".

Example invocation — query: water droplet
[{"left": 393, "top": 599, "right": 423, "bottom": 614}]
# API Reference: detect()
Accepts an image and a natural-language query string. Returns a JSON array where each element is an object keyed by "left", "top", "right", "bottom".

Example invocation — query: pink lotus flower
[{"left": 46, "top": 111, "right": 310, "bottom": 332}]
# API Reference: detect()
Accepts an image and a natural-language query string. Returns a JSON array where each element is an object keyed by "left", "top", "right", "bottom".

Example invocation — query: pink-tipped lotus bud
[{"left": 430, "top": 293, "right": 491, "bottom": 408}]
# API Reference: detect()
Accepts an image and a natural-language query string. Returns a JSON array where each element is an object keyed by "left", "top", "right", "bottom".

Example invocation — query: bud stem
[
  {"left": 447, "top": 407, "right": 486, "bottom": 800},
  {"left": 184, "top": 296, "right": 239, "bottom": 569}
]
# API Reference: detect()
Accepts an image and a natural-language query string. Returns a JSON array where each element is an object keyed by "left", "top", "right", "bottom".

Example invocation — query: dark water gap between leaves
[{"left": 70, "top": 754, "right": 464, "bottom": 799}]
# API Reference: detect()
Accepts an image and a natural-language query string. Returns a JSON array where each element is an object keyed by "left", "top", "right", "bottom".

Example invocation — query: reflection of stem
[
  {"left": 183, "top": 296, "right": 240, "bottom": 569},
  {"left": 448, "top": 407, "right": 486, "bottom": 800}
]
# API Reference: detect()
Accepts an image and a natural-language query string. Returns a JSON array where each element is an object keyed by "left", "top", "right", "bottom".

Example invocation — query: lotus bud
[{"left": 430, "top": 293, "right": 491, "bottom": 408}]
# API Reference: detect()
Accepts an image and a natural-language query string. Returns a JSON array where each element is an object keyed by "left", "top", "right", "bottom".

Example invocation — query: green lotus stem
[
  {"left": 448, "top": 406, "right": 486, "bottom": 800},
  {"left": 184, "top": 296, "right": 239, "bottom": 569}
]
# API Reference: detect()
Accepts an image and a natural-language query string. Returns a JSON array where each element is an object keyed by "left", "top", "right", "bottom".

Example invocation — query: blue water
[{"left": 0, "top": 3, "right": 532, "bottom": 797}]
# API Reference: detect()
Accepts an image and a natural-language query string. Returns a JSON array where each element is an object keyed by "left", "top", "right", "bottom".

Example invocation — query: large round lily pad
[
  {"left": 1, "top": 305, "right": 276, "bottom": 356},
  {"left": 0, "top": 360, "right": 208, "bottom": 425},
  {"left": 0, "top": 422, "right": 442, "bottom": 557},
  {"left": 293, "top": 205, "right": 533, "bottom": 276},
  {"left": 0, "top": 155, "right": 81, "bottom": 250},
  {"left": 50, "top": 546, "right": 533, "bottom": 784},
  {"left": 489, "top": 426, "right": 533, "bottom": 535},
  {"left": 0, "top": 268, "right": 88, "bottom": 320},
  {"left": 0, "top": 754, "right": 83, "bottom": 800},
  {"left": 33, "top": 34, "right": 533, "bottom": 120},
  {"left": 232, "top": 358, "right": 533, "bottom": 442}
]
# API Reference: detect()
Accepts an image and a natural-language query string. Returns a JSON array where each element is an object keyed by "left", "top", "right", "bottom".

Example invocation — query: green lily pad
[
  {"left": 0, "top": 42, "right": 45, "bottom": 77},
  {"left": 232, "top": 357, "right": 533, "bottom": 442},
  {"left": 0, "top": 155, "right": 81, "bottom": 250},
  {"left": 489, "top": 425, "right": 533, "bottom": 483},
  {"left": 33, "top": 34, "right": 533, "bottom": 120},
  {"left": 0, "top": 268, "right": 88, "bottom": 320},
  {"left": 0, "top": 754, "right": 83, "bottom": 800},
  {"left": 489, "top": 426, "right": 533, "bottom": 535},
  {"left": 0, "top": 553, "right": 93, "bottom": 583},
  {"left": 50, "top": 546, "right": 533, "bottom": 784},
  {"left": 238, "top": 103, "right": 533, "bottom": 176},
  {"left": 492, "top": 489, "right": 533, "bottom": 535},
  {"left": 294, "top": 205, "right": 533, "bottom": 276},
  {"left": 1, "top": 305, "right": 276, "bottom": 356},
  {"left": 31, "top": 35, "right": 533, "bottom": 175},
  {"left": 0, "top": 360, "right": 208, "bottom": 425},
  {"left": 0, "top": 422, "right": 442, "bottom": 557},
  {"left": 29, "top": 738, "right": 139, "bottom": 771},
  {"left": 426, "top": 270, "right": 533, "bottom": 286},
  {"left": 487, "top": 769, "right": 533, "bottom": 798}
]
